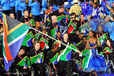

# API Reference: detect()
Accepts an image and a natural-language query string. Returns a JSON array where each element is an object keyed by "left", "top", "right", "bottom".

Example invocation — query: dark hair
[
  {"left": 112, "top": 14, "right": 114, "bottom": 19},
  {"left": 74, "top": 29, "right": 78, "bottom": 32},
  {"left": 89, "top": 30, "right": 96, "bottom": 37},
  {"left": 57, "top": 31, "right": 61, "bottom": 33},
  {"left": 20, "top": 46, "right": 26, "bottom": 51},
  {"left": 59, "top": 1, "right": 64, "bottom": 7},
  {"left": 9, "top": 12, "right": 15, "bottom": 15},
  {"left": 89, "top": 30, "right": 94, "bottom": 33},
  {"left": 51, "top": 45, "right": 57, "bottom": 49},
  {"left": 80, "top": 14, "right": 85, "bottom": 16},
  {"left": 51, "top": 45, "right": 58, "bottom": 52},
  {"left": 63, "top": 33, "right": 68, "bottom": 35},
  {"left": 103, "top": 0, "right": 106, "bottom": 1},
  {"left": 35, "top": 21, "right": 40, "bottom": 24},
  {"left": 90, "top": 16, "right": 93, "bottom": 19},
  {"left": 10, "top": 12, "right": 14, "bottom": 15},
  {"left": 82, "top": 36, "right": 87, "bottom": 39},
  {"left": 20, "top": 46, "right": 27, "bottom": 54},
  {"left": 74, "top": 3, "right": 78, "bottom": 4},
  {"left": 93, "top": 3, "right": 97, "bottom": 8},
  {"left": 65, "top": 8, "right": 70, "bottom": 11},
  {"left": 86, "top": 0, "right": 89, "bottom": 2},
  {"left": 70, "top": 13, "right": 76, "bottom": 17},
  {"left": 112, "top": 6, "right": 114, "bottom": 11},
  {"left": 23, "top": 10, "right": 28, "bottom": 13},
  {"left": 32, "top": 0, "right": 37, "bottom": 3}
]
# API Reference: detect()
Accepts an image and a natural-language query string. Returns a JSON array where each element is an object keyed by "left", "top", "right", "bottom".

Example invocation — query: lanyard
[
  {"left": 18, "top": 55, "right": 23, "bottom": 59},
  {"left": 42, "top": 34, "right": 48, "bottom": 40},
  {"left": 52, "top": 23, "right": 56, "bottom": 28},
  {"left": 35, "top": 50, "right": 38, "bottom": 55},
  {"left": 99, "top": 32, "right": 103, "bottom": 37},
  {"left": 35, "top": 28, "right": 40, "bottom": 34},
  {"left": 17, "top": 55, "right": 27, "bottom": 66},
  {"left": 24, "top": 18, "right": 32, "bottom": 26},
  {"left": 24, "top": 18, "right": 30, "bottom": 22},
  {"left": 57, "top": 37, "right": 62, "bottom": 41},
  {"left": 35, "top": 50, "right": 42, "bottom": 57},
  {"left": 80, "top": 20, "right": 85, "bottom": 26}
]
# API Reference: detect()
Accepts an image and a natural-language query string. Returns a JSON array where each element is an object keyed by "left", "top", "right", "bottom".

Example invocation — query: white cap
[
  {"left": 64, "top": 2, "right": 69, "bottom": 6},
  {"left": 73, "top": 0, "right": 78, "bottom": 3}
]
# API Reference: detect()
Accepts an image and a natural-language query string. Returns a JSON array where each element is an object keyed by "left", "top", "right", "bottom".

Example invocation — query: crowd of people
[{"left": 0, "top": 0, "right": 114, "bottom": 76}]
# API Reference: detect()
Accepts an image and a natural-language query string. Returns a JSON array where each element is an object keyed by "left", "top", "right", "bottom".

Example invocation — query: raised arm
[
  {"left": 29, "top": 0, "right": 37, "bottom": 7},
  {"left": 86, "top": 38, "right": 98, "bottom": 49},
  {"left": 1, "top": 0, "right": 6, "bottom": 6},
  {"left": 20, "top": 1, "right": 26, "bottom": 9},
  {"left": 85, "top": 39, "right": 90, "bottom": 49},
  {"left": 15, "top": 0, "right": 19, "bottom": 12},
  {"left": 96, "top": 34, "right": 101, "bottom": 47}
]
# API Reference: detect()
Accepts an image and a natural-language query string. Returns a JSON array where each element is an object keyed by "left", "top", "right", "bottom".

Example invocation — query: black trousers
[
  {"left": 32, "top": 63, "right": 45, "bottom": 76},
  {"left": 58, "top": 61, "right": 71, "bottom": 76},
  {"left": 49, "top": 63, "right": 59, "bottom": 75}
]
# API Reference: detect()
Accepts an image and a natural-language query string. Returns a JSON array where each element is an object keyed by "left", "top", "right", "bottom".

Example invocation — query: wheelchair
[
  {"left": 5, "top": 66, "right": 34, "bottom": 76},
  {"left": 71, "top": 53, "right": 86, "bottom": 76},
  {"left": 45, "top": 63, "right": 58, "bottom": 76},
  {"left": 102, "top": 52, "right": 114, "bottom": 74}
]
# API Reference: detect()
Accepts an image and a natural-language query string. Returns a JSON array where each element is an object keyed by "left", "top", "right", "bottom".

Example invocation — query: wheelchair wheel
[
  {"left": 13, "top": 68, "right": 20, "bottom": 76},
  {"left": 30, "top": 66, "right": 34, "bottom": 76},
  {"left": 45, "top": 64, "right": 50, "bottom": 76},
  {"left": 6, "top": 68, "right": 20, "bottom": 76}
]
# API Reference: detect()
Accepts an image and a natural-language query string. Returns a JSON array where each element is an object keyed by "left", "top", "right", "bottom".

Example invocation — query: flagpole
[
  {"left": 57, "top": 42, "right": 69, "bottom": 61},
  {"left": 31, "top": 27, "right": 81, "bottom": 53}
]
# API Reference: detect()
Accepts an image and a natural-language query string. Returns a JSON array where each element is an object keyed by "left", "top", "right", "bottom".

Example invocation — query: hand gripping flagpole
[
  {"left": 31, "top": 27, "right": 81, "bottom": 54},
  {"left": 57, "top": 42, "right": 69, "bottom": 61}
]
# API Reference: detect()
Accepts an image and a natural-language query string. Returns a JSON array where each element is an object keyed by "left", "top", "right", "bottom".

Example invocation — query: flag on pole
[
  {"left": 2, "top": 14, "right": 30, "bottom": 71},
  {"left": 35, "top": 32, "right": 41, "bottom": 40},
  {"left": 29, "top": 19, "right": 35, "bottom": 26},
  {"left": 58, "top": 44, "right": 77, "bottom": 61},
  {"left": 79, "top": 23, "right": 91, "bottom": 35},
  {"left": 57, "top": 15, "right": 70, "bottom": 22},
  {"left": 99, "top": 34, "right": 107, "bottom": 46},
  {"left": 54, "top": 40, "right": 59, "bottom": 47},
  {"left": 103, "top": 47, "right": 112, "bottom": 54},
  {"left": 51, "top": 28, "right": 58, "bottom": 38},
  {"left": 50, "top": 53, "right": 59, "bottom": 64},
  {"left": 30, "top": 52, "right": 44, "bottom": 64},
  {"left": 22, "top": 31, "right": 34, "bottom": 47},
  {"left": 99, "top": 47, "right": 112, "bottom": 55},
  {"left": 68, "top": 22, "right": 76, "bottom": 34},
  {"left": 82, "top": 49, "right": 92, "bottom": 70},
  {"left": 17, "top": 56, "right": 30, "bottom": 67},
  {"left": 57, "top": 15, "right": 70, "bottom": 26}
]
